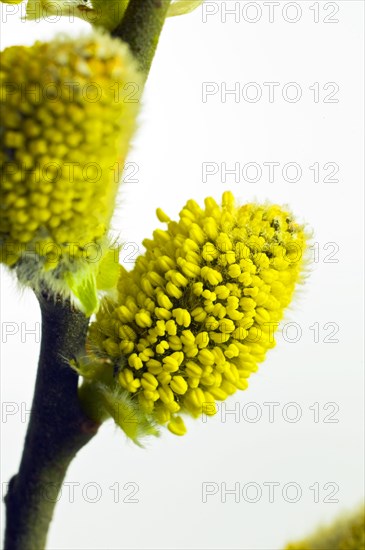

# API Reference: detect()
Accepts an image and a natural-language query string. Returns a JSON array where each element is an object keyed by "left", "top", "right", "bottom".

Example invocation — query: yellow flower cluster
[
  {"left": 285, "top": 506, "right": 365, "bottom": 549},
  {"left": 0, "top": 31, "right": 141, "bottom": 284},
  {"left": 88, "top": 192, "right": 307, "bottom": 436}
]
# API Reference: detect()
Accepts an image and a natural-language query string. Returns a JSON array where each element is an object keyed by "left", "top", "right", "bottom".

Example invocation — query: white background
[{"left": 0, "top": 1, "right": 364, "bottom": 549}]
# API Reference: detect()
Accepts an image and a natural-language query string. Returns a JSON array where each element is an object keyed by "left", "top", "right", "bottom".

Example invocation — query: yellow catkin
[
  {"left": 88, "top": 192, "right": 307, "bottom": 436},
  {"left": 285, "top": 506, "right": 365, "bottom": 550},
  {"left": 0, "top": 30, "right": 141, "bottom": 290}
]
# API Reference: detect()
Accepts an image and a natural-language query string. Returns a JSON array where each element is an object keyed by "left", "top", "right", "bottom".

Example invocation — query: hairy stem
[
  {"left": 112, "top": 0, "right": 173, "bottom": 77},
  {"left": 4, "top": 292, "right": 100, "bottom": 550}
]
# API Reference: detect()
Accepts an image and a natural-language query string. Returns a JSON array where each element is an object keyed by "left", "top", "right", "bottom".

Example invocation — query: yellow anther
[
  {"left": 272, "top": 257, "right": 290, "bottom": 271},
  {"left": 186, "top": 361, "right": 203, "bottom": 377},
  {"left": 154, "top": 320, "right": 166, "bottom": 336},
  {"left": 170, "top": 375, "right": 188, "bottom": 395},
  {"left": 179, "top": 259, "right": 201, "bottom": 278},
  {"left": 224, "top": 365, "right": 239, "bottom": 384},
  {"left": 220, "top": 380, "right": 237, "bottom": 395},
  {"left": 156, "top": 291, "right": 173, "bottom": 310},
  {"left": 270, "top": 281, "right": 286, "bottom": 296},
  {"left": 201, "top": 266, "right": 223, "bottom": 286},
  {"left": 173, "top": 308, "right": 191, "bottom": 327},
  {"left": 119, "top": 341, "right": 135, "bottom": 354},
  {"left": 139, "top": 348, "right": 154, "bottom": 362},
  {"left": 118, "top": 367, "right": 141, "bottom": 393},
  {"left": 167, "top": 416, "right": 187, "bottom": 436},
  {"left": 128, "top": 353, "right": 143, "bottom": 370},
  {"left": 200, "top": 373, "right": 215, "bottom": 386},
  {"left": 204, "top": 196, "right": 219, "bottom": 212},
  {"left": 240, "top": 297, "right": 256, "bottom": 311},
  {"left": 182, "top": 238, "right": 200, "bottom": 252},
  {"left": 162, "top": 356, "right": 180, "bottom": 373},
  {"left": 198, "top": 349, "right": 215, "bottom": 366},
  {"left": 222, "top": 191, "right": 235, "bottom": 209},
  {"left": 165, "top": 319, "right": 177, "bottom": 336},
  {"left": 226, "top": 296, "right": 239, "bottom": 309},
  {"left": 244, "top": 287, "right": 259, "bottom": 298},
  {"left": 205, "top": 316, "right": 219, "bottom": 331},
  {"left": 157, "top": 372, "right": 172, "bottom": 385},
  {"left": 168, "top": 336, "right": 183, "bottom": 350},
  {"left": 166, "top": 281, "right": 183, "bottom": 299},
  {"left": 188, "top": 377, "right": 200, "bottom": 388},
  {"left": 116, "top": 305, "right": 134, "bottom": 323},
  {"left": 202, "top": 242, "right": 219, "bottom": 262},
  {"left": 212, "top": 303, "right": 226, "bottom": 319},
  {"left": 232, "top": 327, "right": 248, "bottom": 340},
  {"left": 169, "top": 270, "right": 188, "bottom": 287},
  {"left": 260, "top": 269, "right": 279, "bottom": 283},
  {"left": 118, "top": 325, "right": 137, "bottom": 341},
  {"left": 180, "top": 208, "right": 196, "bottom": 222},
  {"left": 154, "top": 307, "right": 172, "bottom": 320},
  {"left": 135, "top": 310, "right": 152, "bottom": 328},
  {"left": 186, "top": 387, "right": 206, "bottom": 409},
  {"left": 148, "top": 271, "right": 165, "bottom": 287},
  {"left": 156, "top": 340, "right": 169, "bottom": 354},
  {"left": 146, "top": 359, "right": 163, "bottom": 374},
  {"left": 158, "top": 385, "right": 174, "bottom": 404},
  {"left": 203, "top": 217, "right": 218, "bottom": 240},
  {"left": 209, "top": 332, "right": 230, "bottom": 344},
  {"left": 219, "top": 318, "right": 236, "bottom": 333},
  {"left": 224, "top": 344, "right": 240, "bottom": 358},
  {"left": 236, "top": 378, "right": 249, "bottom": 391},
  {"left": 141, "top": 372, "right": 159, "bottom": 391},
  {"left": 143, "top": 389, "right": 160, "bottom": 401},
  {"left": 156, "top": 208, "right": 170, "bottom": 223},
  {"left": 102, "top": 338, "right": 120, "bottom": 357},
  {"left": 186, "top": 199, "right": 203, "bottom": 217},
  {"left": 189, "top": 223, "right": 206, "bottom": 245},
  {"left": 195, "top": 332, "right": 209, "bottom": 349},
  {"left": 166, "top": 401, "right": 181, "bottom": 414},
  {"left": 255, "top": 307, "right": 271, "bottom": 324},
  {"left": 118, "top": 368, "right": 132, "bottom": 384},
  {"left": 225, "top": 251, "right": 236, "bottom": 265},
  {"left": 140, "top": 277, "right": 154, "bottom": 296},
  {"left": 192, "top": 282, "right": 204, "bottom": 296},
  {"left": 216, "top": 233, "right": 233, "bottom": 252},
  {"left": 214, "top": 285, "right": 229, "bottom": 300},
  {"left": 202, "top": 289, "right": 217, "bottom": 301},
  {"left": 202, "top": 393, "right": 218, "bottom": 416},
  {"left": 226, "top": 308, "right": 243, "bottom": 321},
  {"left": 184, "top": 348, "right": 197, "bottom": 360},
  {"left": 157, "top": 255, "right": 175, "bottom": 272},
  {"left": 191, "top": 307, "right": 207, "bottom": 323},
  {"left": 180, "top": 330, "right": 195, "bottom": 346},
  {"left": 209, "top": 387, "right": 228, "bottom": 400},
  {"left": 228, "top": 264, "right": 241, "bottom": 278}
]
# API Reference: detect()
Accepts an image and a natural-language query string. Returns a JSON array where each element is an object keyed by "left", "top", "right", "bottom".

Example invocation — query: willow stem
[
  {"left": 4, "top": 292, "right": 100, "bottom": 550},
  {"left": 112, "top": 0, "right": 173, "bottom": 78}
]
